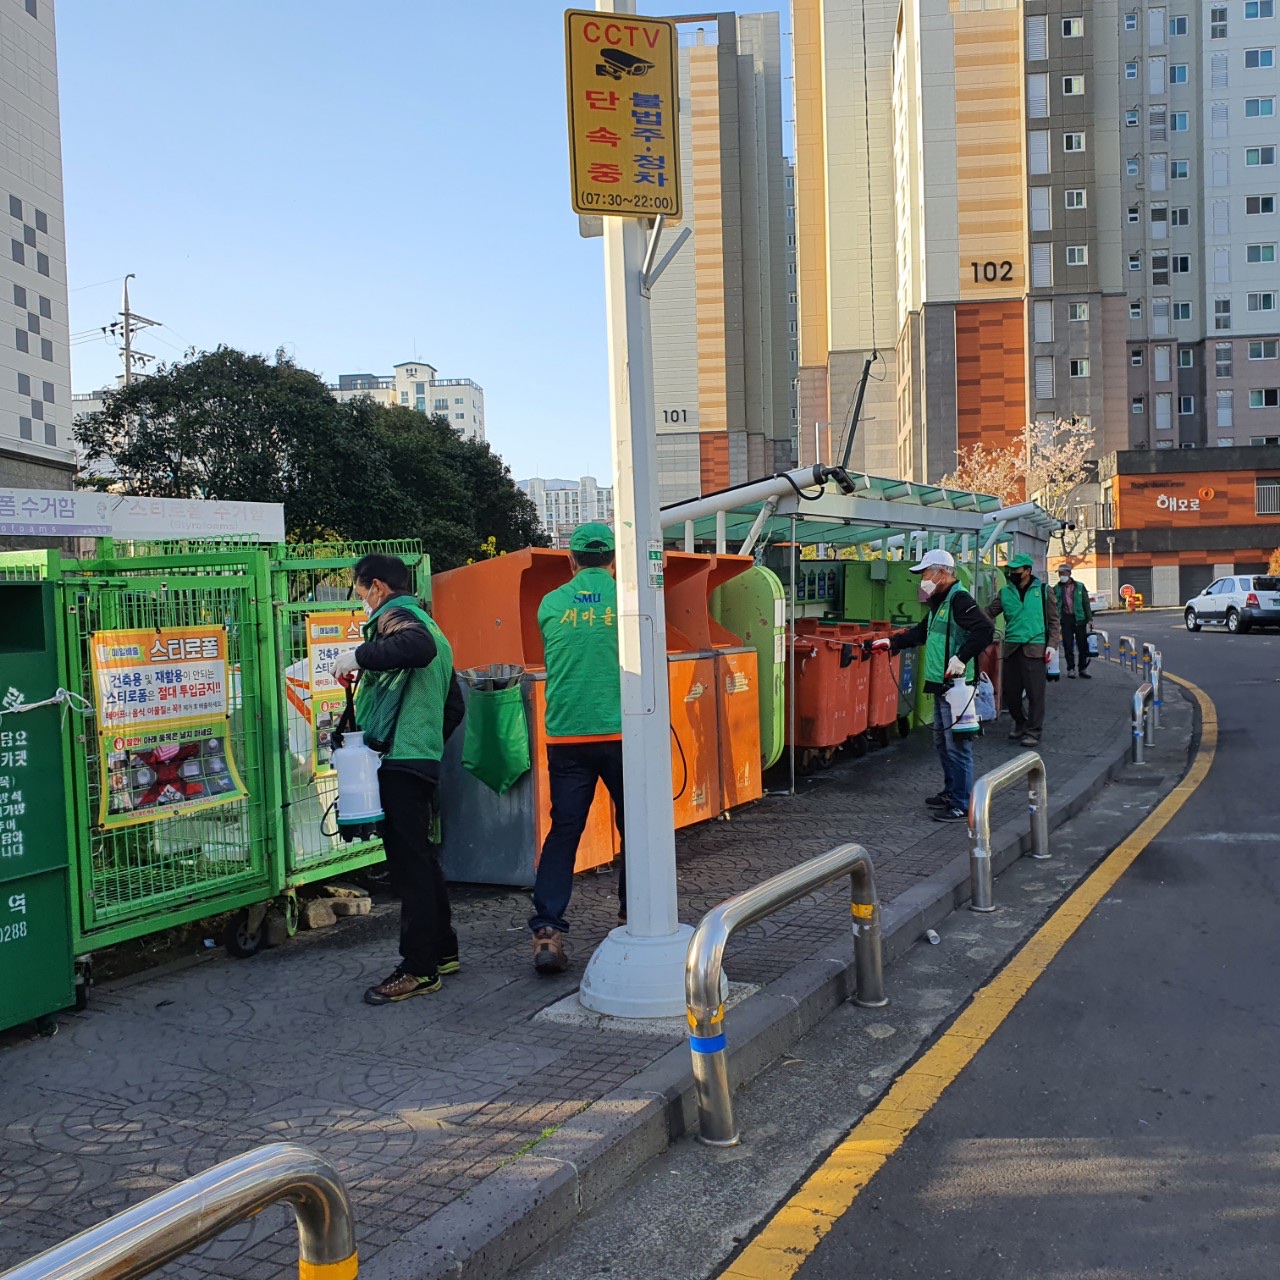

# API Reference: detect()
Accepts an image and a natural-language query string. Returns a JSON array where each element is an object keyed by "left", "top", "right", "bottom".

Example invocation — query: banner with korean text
[
  {"left": 90, "top": 627, "right": 247, "bottom": 828},
  {"left": 305, "top": 612, "right": 364, "bottom": 775}
]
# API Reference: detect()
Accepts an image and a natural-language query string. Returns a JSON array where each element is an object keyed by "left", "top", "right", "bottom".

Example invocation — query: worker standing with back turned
[
  {"left": 986, "top": 553, "right": 1061, "bottom": 747},
  {"left": 528, "top": 522, "right": 626, "bottom": 975}
]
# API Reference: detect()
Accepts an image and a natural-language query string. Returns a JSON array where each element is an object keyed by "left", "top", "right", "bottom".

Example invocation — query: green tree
[
  {"left": 74, "top": 346, "right": 398, "bottom": 541},
  {"left": 74, "top": 346, "right": 548, "bottom": 566}
]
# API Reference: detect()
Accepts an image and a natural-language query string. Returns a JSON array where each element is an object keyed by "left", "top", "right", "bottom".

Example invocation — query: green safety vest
[
  {"left": 999, "top": 579, "right": 1049, "bottom": 645},
  {"left": 538, "top": 567, "right": 622, "bottom": 739},
  {"left": 924, "top": 583, "right": 976, "bottom": 686},
  {"left": 355, "top": 595, "right": 454, "bottom": 761},
  {"left": 1054, "top": 580, "right": 1089, "bottom": 623}
]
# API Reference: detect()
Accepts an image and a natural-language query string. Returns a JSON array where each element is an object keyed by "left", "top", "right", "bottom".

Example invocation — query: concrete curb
[{"left": 367, "top": 674, "right": 1175, "bottom": 1280}]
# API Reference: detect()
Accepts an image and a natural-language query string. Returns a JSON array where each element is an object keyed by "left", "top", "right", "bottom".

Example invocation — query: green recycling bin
[{"left": 0, "top": 581, "right": 75, "bottom": 1032}]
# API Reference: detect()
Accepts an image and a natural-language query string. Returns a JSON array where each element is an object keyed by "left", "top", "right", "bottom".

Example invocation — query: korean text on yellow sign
[{"left": 564, "top": 9, "right": 681, "bottom": 219}]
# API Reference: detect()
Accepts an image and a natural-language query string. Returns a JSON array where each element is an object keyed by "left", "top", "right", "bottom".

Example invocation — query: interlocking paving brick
[{"left": 0, "top": 665, "right": 1132, "bottom": 1276}]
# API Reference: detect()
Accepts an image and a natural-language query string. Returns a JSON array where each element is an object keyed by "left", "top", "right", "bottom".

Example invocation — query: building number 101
[
  {"left": 662, "top": 409, "right": 689, "bottom": 423},
  {"left": 970, "top": 260, "right": 1014, "bottom": 282}
]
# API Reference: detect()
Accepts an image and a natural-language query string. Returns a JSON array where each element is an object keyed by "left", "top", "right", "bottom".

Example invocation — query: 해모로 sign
[
  {"left": 305, "top": 612, "right": 364, "bottom": 774},
  {"left": 90, "top": 626, "right": 247, "bottom": 828},
  {"left": 564, "top": 9, "right": 681, "bottom": 219}
]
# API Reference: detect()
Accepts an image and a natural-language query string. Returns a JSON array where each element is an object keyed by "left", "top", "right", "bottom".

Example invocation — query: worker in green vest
[
  {"left": 334, "top": 554, "right": 464, "bottom": 1005},
  {"left": 1054, "top": 562, "right": 1094, "bottom": 678},
  {"left": 986, "top": 553, "right": 1062, "bottom": 747},
  {"left": 872, "top": 549, "right": 995, "bottom": 823},
  {"left": 529, "top": 522, "right": 625, "bottom": 975}
]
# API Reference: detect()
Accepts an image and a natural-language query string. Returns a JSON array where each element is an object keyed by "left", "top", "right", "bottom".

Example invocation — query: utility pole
[{"left": 103, "top": 274, "right": 160, "bottom": 384}]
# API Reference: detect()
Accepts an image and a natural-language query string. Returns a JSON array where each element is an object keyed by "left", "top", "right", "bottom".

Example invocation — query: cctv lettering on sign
[{"left": 565, "top": 9, "right": 682, "bottom": 219}]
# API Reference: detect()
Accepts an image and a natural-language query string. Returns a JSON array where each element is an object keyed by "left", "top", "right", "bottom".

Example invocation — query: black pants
[
  {"left": 1003, "top": 647, "right": 1048, "bottom": 735},
  {"left": 1061, "top": 619, "right": 1091, "bottom": 673},
  {"left": 378, "top": 766, "right": 456, "bottom": 979},
  {"left": 530, "top": 741, "right": 626, "bottom": 934}
]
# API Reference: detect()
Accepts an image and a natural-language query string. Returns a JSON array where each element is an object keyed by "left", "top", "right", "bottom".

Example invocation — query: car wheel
[
  {"left": 1226, "top": 609, "right": 1241, "bottom": 634},
  {"left": 1185, "top": 608, "right": 1201, "bottom": 632}
]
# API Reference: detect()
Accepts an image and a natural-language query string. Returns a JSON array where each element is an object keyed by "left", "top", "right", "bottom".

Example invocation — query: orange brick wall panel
[
  {"left": 954, "top": 301, "right": 1026, "bottom": 456},
  {"left": 700, "top": 433, "right": 731, "bottom": 494},
  {"left": 1113, "top": 471, "right": 1280, "bottom": 529}
]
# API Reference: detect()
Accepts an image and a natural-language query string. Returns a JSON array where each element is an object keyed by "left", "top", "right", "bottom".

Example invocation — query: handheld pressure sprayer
[{"left": 325, "top": 683, "right": 384, "bottom": 842}]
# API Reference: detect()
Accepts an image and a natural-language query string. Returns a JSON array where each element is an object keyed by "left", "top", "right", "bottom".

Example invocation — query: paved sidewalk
[{"left": 0, "top": 662, "right": 1136, "bottom": 1277}]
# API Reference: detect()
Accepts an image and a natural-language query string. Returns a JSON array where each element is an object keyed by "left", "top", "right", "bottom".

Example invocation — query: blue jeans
[
  {"left": 932, "top": 696, "right": 974, "bottom": 813},
  {"left": 529, "top": 741, "right": 626, "bottom": 934}
]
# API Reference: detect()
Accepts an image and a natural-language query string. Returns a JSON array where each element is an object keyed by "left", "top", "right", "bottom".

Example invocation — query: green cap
[
  {"left": 569, "top": 521, "right": 615, "bottom": 553},
  {"left": 1007, "top": 553, "right": 1034, "bottom": 570}
]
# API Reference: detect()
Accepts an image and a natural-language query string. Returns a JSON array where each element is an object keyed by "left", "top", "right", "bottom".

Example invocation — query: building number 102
[{"left": 970, "top": 260, "right": 1014, "bottom": 283}]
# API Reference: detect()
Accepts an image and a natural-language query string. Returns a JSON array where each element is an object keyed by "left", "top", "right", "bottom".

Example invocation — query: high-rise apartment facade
[
  {"left": 517, "top": 475, "right": 615, "bottom": 548},
  {"left": 1, "top": 0, "right": 73, "bottom": 502},
  {"left": 1120, "top": 1, "right": 1280, "bottom": 452},
  {"left": 650, "top": 12, "right": 795, "bottom": 504},
  {"left": 328, "top": 361, "right": 485, "bottom": 442},
  {"left": 798, "top": 0, "right": 1280, "bottom": 485}
]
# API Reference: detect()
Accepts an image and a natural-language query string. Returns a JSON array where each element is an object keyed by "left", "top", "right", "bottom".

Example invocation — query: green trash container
[{"left": 0, "top": 582, "right": 75, "bottom": 1032}]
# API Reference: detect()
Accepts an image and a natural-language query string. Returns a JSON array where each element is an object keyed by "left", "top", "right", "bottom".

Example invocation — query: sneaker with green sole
[{"left": 364, "top": 967, "right": 441, "bottom": 1005}]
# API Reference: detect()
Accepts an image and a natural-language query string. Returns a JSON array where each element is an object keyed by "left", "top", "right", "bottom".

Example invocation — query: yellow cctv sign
[{"left": 564, "top": 9, "right": 682, "bottom": 219}]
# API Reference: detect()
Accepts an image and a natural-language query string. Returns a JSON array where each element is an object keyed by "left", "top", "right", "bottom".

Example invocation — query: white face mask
[
  {"left": 918, "top": 576, "right": 938, "bottom": 603},
  {"left": 361, "top": 599, "right": 374, "bottom": 617}
]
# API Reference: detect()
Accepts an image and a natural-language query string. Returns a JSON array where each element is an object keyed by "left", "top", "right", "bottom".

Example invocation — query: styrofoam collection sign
[{"left": 0, "top": 488, "right": 286, "bottom": 541}]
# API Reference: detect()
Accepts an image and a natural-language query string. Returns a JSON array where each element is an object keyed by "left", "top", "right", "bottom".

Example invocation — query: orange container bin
[
  {"left": 715, "top": 647, "right": 762, "bottom": 809},
  {"left": 833, "top": 625, "right": 871, "bottom": 738},
  {"left": 786, "top": 624, "right": 854, "bottom": 748},
  {"left": 859, "top": 623, "right": 902, "bottom": 731},
  {"left": 668, "top": 654, "right": 721, "bottom": 828}
]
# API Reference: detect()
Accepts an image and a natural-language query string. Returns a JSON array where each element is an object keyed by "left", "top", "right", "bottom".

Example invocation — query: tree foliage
[
  {"left": 1269, "top": 547, "right": 1280, "bottom": 576},
  {"left": 74, "top": 346, "right": 548, "bottom": 570},
  {"left": 942, "top": 418, "right": 1095, "bottom": 554}
]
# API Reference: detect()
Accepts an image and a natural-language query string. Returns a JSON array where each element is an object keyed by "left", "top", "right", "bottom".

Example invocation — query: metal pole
[
  {"left": 788, "top": 514, "right": 798, "bottom": 797},
  {"left": 1152, "top": 649, "right": 1163, "bottom": 728},
  {"left": 0, "top": 1143, "right": 355, "bottom": 1280},
  {"left": 1132, "top": 683, "right": 1153, "bottom": 763},
  {"left": 737, "top": 495, "right": 778, "bottom": 557},
  {"left": 968, "top": 751, "right": 1049, "bottom": 913},
  {"left": 1120, "top": 634, "right": 1137, "bottom": 671},
  {"left": 715, "top": 509, "right": 727, "bottom": 555},
  {"left": 1108, "top": 536, "right": 1115, "bottom": 607},
  {"left": 686, "top": 844, "right": 886, "bottom": 1146},
  {"left": 578, "top": 0, "right": 693, "bottom": 1019},
  {"left": 121, "top": 274, "right": 135, "bottom": 385},
  {"left": 683, "top": 519, "right": 694, "bottom": 553}
]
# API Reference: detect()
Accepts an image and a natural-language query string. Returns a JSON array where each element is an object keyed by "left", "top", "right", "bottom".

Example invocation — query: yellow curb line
[{"left": 719, "top": 672, "right": 1216, "bottom": 1280}]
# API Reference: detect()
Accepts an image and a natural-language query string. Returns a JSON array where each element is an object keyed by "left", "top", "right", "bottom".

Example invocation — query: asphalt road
[{"left": 789, "top": 611, "right": 1280, "bottom": 1279}]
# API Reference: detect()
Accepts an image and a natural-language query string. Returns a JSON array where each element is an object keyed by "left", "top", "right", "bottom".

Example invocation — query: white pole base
[{"left": 578, "top": 924, "right": 695, "bottom": 1019}]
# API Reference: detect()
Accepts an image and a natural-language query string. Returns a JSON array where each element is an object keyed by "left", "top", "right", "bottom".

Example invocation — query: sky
[{"left": 57, "top": 0, "right": 791, "bottom": 484}]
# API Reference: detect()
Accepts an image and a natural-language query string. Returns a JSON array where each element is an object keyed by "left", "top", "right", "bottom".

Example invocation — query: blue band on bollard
[{"left": 689, "top": 1032, "right": 727, "bottom": 1054}]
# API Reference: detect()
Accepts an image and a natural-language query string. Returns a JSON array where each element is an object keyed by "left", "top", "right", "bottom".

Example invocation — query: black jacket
[{"left": 889, "top": 585, "right": 995, "bottom": 693}]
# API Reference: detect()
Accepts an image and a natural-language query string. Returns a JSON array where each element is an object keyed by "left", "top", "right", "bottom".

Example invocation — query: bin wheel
[
  {"left": 873, "top": 726, "right": 891, "bottom": 749},
  {"left": 848, "top": 735, "right": 868, "bottom": 758},
  {"left": 817, "top": 747, "right": 837, "bottom": 770},
  {"left": 281, "top": 893, "right": 299, "bottom": 938},
  {"left": 74, "top": 957, "right": 93, "bottom": 1012},
  {"left": 224, "top": 909, "right": 265, "bottom": 959},
  {"left": 897, "top": 715, "right": 912, "bottom": 739},
  {"left": 35, "top": 1014, "right": 59, "bottom": 1038}
]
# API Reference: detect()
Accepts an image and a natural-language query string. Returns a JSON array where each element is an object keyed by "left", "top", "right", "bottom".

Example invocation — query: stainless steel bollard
[
  {"left": 686, "top": 843, "right": 886, "bottom": 1147},
  {"left": 968, "top": 751, "right": 1049, "bottom": 913},
  {"left": 1093, "top": 627, "right": 1110, "bottom": 662},
  {"left": 1132, "top": 683, "right": 1155, "bottom": 763},
  {"left": 1119, "top": 634, "right": 1138, "bottom": 671},
  {"left": 0, "top": 1143, "right": 356, "bottom": 1280},
  {"left": 1150, "top": 648, "right": 1163, "bottom": 728}
]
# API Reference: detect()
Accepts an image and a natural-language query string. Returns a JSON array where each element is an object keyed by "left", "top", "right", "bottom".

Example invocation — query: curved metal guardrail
[
  {"left": 968, "top": 751, "right": 1049, "bottom": 913},
  {"left": 0, "top": 1143, "right": 356, "bottom": 1280},
  {"left": 685, "top": 843, "right": 886, "bottom": 1147},
  {"left": 1118, "top": 634, "right": 1138, "bottom": 671}
]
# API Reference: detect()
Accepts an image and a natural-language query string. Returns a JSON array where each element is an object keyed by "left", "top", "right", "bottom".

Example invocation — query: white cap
[{"left": 908, "top": 549, "right": 956, "bottom": 574}]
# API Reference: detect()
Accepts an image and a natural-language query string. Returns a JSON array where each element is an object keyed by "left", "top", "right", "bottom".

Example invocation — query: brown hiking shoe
[
  {"left": 364, "top": 966, "right": 441, "bottom": 1006},
  {"left": 532, "top": 927, "right": 569, "bottom": 975}
]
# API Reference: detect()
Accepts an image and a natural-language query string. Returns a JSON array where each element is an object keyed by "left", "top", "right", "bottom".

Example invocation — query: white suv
[{"left": 1184, "top": 575, "right": 1280, "bottom": 634}]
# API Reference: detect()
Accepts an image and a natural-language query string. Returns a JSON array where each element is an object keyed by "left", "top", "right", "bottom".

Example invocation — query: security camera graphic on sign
[{"left": 597, "top": 48, "right": 655, "bottom": 79}]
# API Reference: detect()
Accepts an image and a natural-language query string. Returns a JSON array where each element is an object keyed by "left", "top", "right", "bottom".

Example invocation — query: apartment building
[
  {"left": 649, "top": 13, "right": 795, "bottom": 504},
  {"left": 1, "top": 0, "right": 74, "bottom": 502},
  {"left": 1121, "top": 1, "right": 1280, "bottom": 452},
  {"left": 329, "top": 361, "right": 485, "bottom": 442},
  {"left": 517, "top": 476, "right": 615, "bottom": 549},
  {"left": 798, "top": 0, "right": 1280, "bottom": 486}
]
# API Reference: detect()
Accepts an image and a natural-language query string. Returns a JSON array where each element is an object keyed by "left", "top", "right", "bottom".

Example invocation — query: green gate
[
  {"left": 56, "top": 546, "right": 282, "bottom": 949},
  {"left": 268, "top": 541, "right": 429, "bottom": 886}
]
